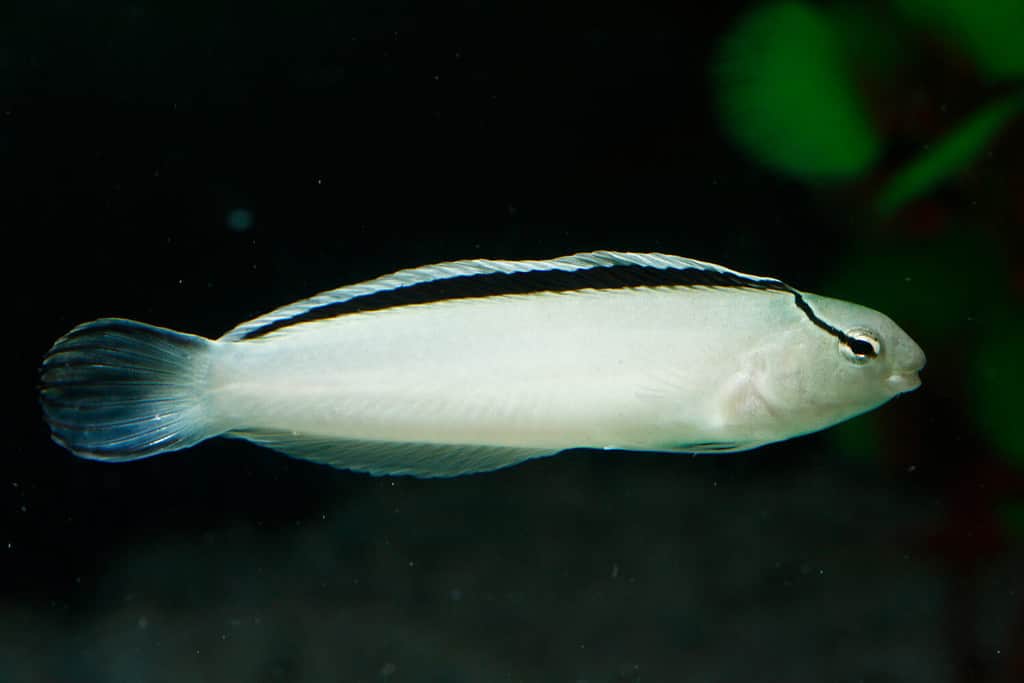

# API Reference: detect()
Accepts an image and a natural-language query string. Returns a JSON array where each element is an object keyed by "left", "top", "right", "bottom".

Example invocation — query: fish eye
[{"left": 840, "top": 329, "right": 880, "bottom": 364}]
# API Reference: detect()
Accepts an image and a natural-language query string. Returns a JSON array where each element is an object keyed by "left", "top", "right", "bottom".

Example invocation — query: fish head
[{"left": 760, "top": 293, "right": 926, "bottom": 436}]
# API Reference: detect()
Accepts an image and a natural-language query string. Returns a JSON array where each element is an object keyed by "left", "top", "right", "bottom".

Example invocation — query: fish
[{"left": 38, "top": 251, "right": 926, "bottom": 477}]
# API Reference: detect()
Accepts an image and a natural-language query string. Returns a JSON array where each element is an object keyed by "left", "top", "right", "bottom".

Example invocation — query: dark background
[{"left": 4, "top": 1, "right": 1021, "bottom": 681}]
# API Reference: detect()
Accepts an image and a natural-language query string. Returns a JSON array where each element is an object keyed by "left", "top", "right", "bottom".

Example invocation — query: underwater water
[{"left": 6, "top": 0, "right": 1023, "bottom": 681}]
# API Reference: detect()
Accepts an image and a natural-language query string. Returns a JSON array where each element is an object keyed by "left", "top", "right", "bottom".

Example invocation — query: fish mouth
[{"left": 887, "top": 371, "right": 922, "bottom": 394}]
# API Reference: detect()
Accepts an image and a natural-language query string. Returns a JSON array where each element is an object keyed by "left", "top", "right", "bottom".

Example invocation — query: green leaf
[
  {"left": 890, "top": 0, "right": 1024, "bottom": 80},
  {"left": 875, "top": 92, "right": 1024, "bottom": 216},
  {"left": 713, "top": 2, "right": 881, "bottom": 180}
]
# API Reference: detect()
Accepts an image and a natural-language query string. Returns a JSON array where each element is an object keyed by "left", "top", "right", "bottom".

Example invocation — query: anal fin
[
  {"left": 668, "top": 441, "right": 762, "bottom": 453},
  {"left": 227, "top": 429, "right": 559, "bottom": 477}
]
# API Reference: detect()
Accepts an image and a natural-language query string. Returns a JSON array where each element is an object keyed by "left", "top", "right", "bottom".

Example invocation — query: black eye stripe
[
  {"left": 777, "top": 293, "right": 882, "bottom": 360},
  {"left": 845, "top": 336, "right": 878, "bottom": 358},
  {"left": 238, "top": 264, "right": 794, "bottom": 340}
]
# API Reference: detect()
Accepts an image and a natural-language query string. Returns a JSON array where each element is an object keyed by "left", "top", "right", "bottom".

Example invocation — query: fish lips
[{"left": 887, "top": 371, "right": 922, "bottom": 394}]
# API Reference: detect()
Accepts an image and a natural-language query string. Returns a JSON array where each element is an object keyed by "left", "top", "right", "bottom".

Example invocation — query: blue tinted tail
[{"left": 39, "top": 318, "right": 216, "bottom": 461}]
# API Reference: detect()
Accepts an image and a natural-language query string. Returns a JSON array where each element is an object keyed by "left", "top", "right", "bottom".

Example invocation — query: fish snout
[{"left": 888, "top": 335, "right": 925, "bottom": 394}]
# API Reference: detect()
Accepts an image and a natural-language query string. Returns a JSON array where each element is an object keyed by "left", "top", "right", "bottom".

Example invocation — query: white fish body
[{"left": 39, "top": 251, "right": 925, "bottom": 477}]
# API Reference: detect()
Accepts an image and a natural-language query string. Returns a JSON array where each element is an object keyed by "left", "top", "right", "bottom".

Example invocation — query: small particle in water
[
  {"left": 611, "top": 563, "right": 620, "bottom": 579},
  {"left": 137, "top": 616, "right": 149, "bottom": 630},
  {"left": 226, "top": 208, "right": 254, "bottom": 232}
]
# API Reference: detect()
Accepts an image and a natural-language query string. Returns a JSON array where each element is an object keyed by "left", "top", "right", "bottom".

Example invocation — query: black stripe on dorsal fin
[{"left": 221, "top": 251, "right": 794, "bottom": 341}]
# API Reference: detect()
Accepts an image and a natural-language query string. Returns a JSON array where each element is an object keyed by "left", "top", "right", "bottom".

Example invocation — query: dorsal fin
[{"left": 220, "top": 251, "right": 791, "bottom": 341}]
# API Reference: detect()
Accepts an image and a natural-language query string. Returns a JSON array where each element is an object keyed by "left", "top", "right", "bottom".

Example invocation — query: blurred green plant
[
  {"left": 712, "top": 0, "right": 1024, "bottom": 215},
  {"left": 889, "top": 0, "right": 1024, "bottom": 81},
  {"left": 875, "top": 93, "right": 1024, "bottom": 216},
  {"left": 713, "top": 1, "right": 881, "bottom": 180}
]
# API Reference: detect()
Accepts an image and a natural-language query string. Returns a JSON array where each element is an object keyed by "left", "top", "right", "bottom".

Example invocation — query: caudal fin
[{"left": 39, "top": 318, "right": 217, "bottom": 461}]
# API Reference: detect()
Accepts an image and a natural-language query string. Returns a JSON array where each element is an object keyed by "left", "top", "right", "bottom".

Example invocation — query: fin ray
[
  {"left": 667, "top": 441, "right": 764, "bottom": 453},
  {"left": 220, "top": 251, "right": 788, "bottom": 341},
  {"left": 228, "top": 429, "right": 558, "bottom": 477},
  {"left": 39, "top": 318, "right": 217, "bottom": 461}
]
